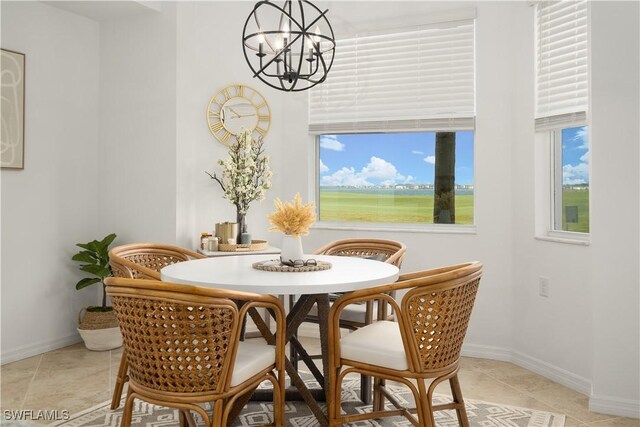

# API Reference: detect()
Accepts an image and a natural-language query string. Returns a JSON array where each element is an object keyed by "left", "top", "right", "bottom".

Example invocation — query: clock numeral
[
  {"left": 222, "top": 88, "right": 232, "bottom": 101},
  {"left": 220, "top": 132, "right": 231, "bottom": 143},
  {"left": 210, "top": 122, "right": 224, "bottom": 132},
  {"left": 208, "top": 111, "right": 220, "bottom": 118},
  {"left": 237, "top": 85, "right": 244, "bottom": 97},
  {"left": 256, "top": 126, "right": 267, "bottom": 136},
  {"left": 258, "top": 115, "right": 270, "bottom": 122},
  {"left": 256, "top": 102, "right": 267, "bottom": 110}
]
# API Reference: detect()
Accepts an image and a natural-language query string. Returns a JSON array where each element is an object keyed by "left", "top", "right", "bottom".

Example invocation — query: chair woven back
[
  {"left": 106, "top": 278, "right": 241, "bottom": 395},
  {"left": 314, "top": 238, "right": 406, "bottom": 268},
  {"left": 109, "top": 243, "right": 204, "bottom": 280},
  {"left": 400, "top": 262, "right": 481, "bottom": 373}
]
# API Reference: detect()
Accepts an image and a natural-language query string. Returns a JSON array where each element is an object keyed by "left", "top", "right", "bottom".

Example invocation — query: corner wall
[
  {"left": 510, "top": 3, "right": 593, "bottom": 391},
  {"left": 589, "top": 1, "right": 639, "bottom": 416},
  {"left": 0, "top": 1, "right": 101, "bottom": 362},
  {"left": 510, "top": 1, "right": 639, "bottom": 416},
  {"left": 98, "top": 4, "right": 178, "bottom": 244}
]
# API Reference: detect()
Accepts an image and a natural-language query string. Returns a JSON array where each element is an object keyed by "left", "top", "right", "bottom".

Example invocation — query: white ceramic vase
[{"left": 280, "top": 234, "right": 303, "bottom": 262}]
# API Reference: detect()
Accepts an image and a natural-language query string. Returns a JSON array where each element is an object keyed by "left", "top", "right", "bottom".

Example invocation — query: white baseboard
[
  {"left": 462, "top": 343, "right": 512, "bottom": 361},
  {"left": 1, "top": 333, "right": 83, "bottom": 365},
  {"left": 510, "top": 350, "right": 592, "bottom": 396},
  {"left": 463, "top": 344, "right": 592, "bottom": 398},
  {"left": 590, "top": 395, "right": 640, "bottom": 419}
]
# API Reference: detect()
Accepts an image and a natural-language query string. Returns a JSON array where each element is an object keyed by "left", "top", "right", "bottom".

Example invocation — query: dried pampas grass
[{"left": 268, "top": 193, "right": 316, "bottom": 236}]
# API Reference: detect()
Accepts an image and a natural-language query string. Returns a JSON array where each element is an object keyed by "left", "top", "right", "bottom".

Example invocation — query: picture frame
[{"left": 1, "top": 48, "right": 25, "bottom": 169}]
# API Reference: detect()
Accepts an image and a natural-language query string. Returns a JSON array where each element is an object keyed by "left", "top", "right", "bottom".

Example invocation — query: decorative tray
[
  {"left": 252, "top": 259, "right": 332, "bottom": 272},
  {"left": 218, "top": 240, "right": 268, "bottom": 252}
]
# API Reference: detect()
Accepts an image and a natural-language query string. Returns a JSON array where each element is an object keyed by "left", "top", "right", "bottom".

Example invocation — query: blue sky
[
  {"left": 562, "top": 126, "right": 589, "bottom": 185},
  {"left": 319, "top": 132, "right": 474, "bottom": 186}
]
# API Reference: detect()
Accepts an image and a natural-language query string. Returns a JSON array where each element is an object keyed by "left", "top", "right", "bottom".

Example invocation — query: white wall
[
  {"left": 0, "top": 1, "right": 101, "bottom": 362},
  {"left": 275, "top": 0, "right": 519, "bottom": 356},
  {"left": 589, "top": 1, "right": 639, "bottom": 416},
  {"left": 510, "top": 1, "right": 639, "bottom": 415},
  {"left": 98, "top": 3, "right": 178, "bottom": 244},
  {"left": 175, "top": 1, "right": 290, "bottom": 250},
  {"left": 510, "top": 3, "right": 593, "bottom": 391}
]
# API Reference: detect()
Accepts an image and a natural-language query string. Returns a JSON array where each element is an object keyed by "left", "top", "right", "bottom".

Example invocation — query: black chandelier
[{"left": 242, "top": 0, "right": 336, "bottom": 92}]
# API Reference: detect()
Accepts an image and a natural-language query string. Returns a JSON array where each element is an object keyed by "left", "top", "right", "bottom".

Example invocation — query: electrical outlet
[{"left": 539, "top": 276, "right": 549, "bottom": 297}]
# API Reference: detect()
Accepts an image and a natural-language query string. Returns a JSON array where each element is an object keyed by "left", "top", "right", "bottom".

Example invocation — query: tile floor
[{"left": 1, "top": 331, "right": 638, "bottom": 427}]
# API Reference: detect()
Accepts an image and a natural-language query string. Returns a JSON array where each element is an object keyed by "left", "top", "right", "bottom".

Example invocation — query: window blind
[
  {"left": 535, "top": 0, "right": 588, "bottom": 131},
  {"left": 309, "top": 19, "right": 476, "bottom": 134}
]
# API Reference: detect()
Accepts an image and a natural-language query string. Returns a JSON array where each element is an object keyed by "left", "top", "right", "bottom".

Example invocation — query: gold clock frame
[{"left": 207, "top": 84, "right": 271, "bottom": 145}]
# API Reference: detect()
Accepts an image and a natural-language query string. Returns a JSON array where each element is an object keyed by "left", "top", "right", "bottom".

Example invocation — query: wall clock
[{"left": 207, "top": 84, "right": 271, "bottom": 145}]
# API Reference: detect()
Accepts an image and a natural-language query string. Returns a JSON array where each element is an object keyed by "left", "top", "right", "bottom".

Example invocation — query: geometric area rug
[{"left": 50, "top": 373, "right": 565, "bottom": 427}]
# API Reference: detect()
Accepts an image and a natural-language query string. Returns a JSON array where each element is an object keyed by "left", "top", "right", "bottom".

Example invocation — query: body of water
[{"left": 319, "top": 187, "right": 474, "bottom": 196}]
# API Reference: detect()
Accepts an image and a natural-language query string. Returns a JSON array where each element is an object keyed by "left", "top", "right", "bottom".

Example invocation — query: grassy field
[
  {"left": 561, "top": 189, "right": 589, "bottom": 233},
  {"left": 319, "top": 189, "right": 589, "bottom": 231},
  {"left": 319, "top": 191, "right": 474, "bottom": 224}
]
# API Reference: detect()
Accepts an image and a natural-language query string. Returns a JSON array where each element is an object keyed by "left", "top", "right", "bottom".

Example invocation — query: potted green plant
[{"left": 72, "top": 233, "right": 122, "bottom": 351}]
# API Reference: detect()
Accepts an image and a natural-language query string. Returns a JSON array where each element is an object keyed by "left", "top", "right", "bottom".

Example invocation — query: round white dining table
[
  {"left": 160, "top": 254, "right": 399, "bottom": 295},
  {"left": 160, "top": 253, "right": 399, "bottom": 427}
]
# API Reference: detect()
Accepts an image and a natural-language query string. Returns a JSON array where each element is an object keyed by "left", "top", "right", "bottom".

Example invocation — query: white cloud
[
  {"left": 361, "top": 156, "right": 404, "bottom": 180},
  {"left": 320, "top": 156, "right": 407, "bottom": 186},
  {"left": 580, "top": 151, "right": 589, "bottom": 163},
  {"left": 563, "top": 161, "right": 589, "bottom": 185},
  {"left": 563, "top": 140, "right": 590, "bottom": 185},
  {"left": 321, "top": 167, "right": 372, "bottom": 186},
  {"left": 319, "top": 135, "right": 345, "bottom": 151},
  {"left": 319, "top": 159, "right": 329, "bottom": 173},
  {"left": 423, "top": 155, "right": 436, "bottom": 165},
  {"left": 573, "top": 127, "right": 589, "bottom": 149},
  {"left": 412, "top": 150, "right": 424, "bottom": 155}
]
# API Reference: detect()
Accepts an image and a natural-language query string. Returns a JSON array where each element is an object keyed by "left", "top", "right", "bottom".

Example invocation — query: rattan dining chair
[
  {"left": 309, "top": 238, "right": 406, "bottom": 328},
  {"left": 328, "top": 261, "right": 482, "bottom": 427},
  {"left": 108, "top": 243, "right": 205, "bottom": 410},
  {"left": 105, "top": 277, "right": 286, "bottom": 427},
  {"left": 299, "top": 238, "right": 406, "bottom": 404}
]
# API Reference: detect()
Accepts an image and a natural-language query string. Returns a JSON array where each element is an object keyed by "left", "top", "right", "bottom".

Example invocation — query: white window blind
[
  {"left": 535, "top": 0, "right": 588, "bottom": 131},
  {"left": 309, "top": 19, "right": 476, "bottom": 134}
]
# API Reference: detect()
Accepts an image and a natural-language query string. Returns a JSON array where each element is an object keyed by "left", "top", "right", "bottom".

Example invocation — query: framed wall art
[{"left": 1, "top": 48, "right": 25, "bottom": 169}]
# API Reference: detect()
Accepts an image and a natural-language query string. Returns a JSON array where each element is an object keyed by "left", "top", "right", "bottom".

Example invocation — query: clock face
[{"left": 207, "top": 84, "right": 271, "bottom": 145}]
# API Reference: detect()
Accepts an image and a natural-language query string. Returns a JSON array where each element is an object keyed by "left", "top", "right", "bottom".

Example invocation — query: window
[
  {"left": 553, "top": 126, "right": 589, "bottom": 233},
  {"left": 535, "top": 1, "right": 589, "bottom": 235},
  {"left": 309, "top": 13, "right": 476, "bottom": 227},
  {"left": 318, "top": 131, "right": 474, "bottom": 224}
]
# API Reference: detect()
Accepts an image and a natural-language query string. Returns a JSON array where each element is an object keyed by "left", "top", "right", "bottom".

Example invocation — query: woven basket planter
[{"left": 78, "top": 309, "right": 122, "bottom": 351}]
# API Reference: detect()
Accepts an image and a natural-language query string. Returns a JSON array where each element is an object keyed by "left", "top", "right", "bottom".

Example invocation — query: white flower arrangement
[{"left": 207, "top": 129, "right": 272, "bottom": 215}]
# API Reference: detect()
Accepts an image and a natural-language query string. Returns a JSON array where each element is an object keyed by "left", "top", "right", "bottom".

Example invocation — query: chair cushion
[
  {"left": 308, "top": 300, "right": 391, "bottom": 324},
  {"left": 340, "top": 320, "right": 409, "bottom": 371},
  {"left": 231, "top": 341, "right": 276, "bottom": 386}
]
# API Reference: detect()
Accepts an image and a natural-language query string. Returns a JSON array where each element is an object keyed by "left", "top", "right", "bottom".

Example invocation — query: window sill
[
  {"left": 312, "top": 221, "right": 477, "bottom": 235},
  {"left": 535, "top": 231, "right": 590, "bottom": 246}
]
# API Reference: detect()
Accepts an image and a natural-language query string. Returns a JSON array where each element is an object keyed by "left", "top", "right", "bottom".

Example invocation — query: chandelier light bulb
[
  {"left": 274, "top": 36, "right": 284, "bottom": 51},
  {"left": 282, "top": 21, "right": 290, "bottom": 38}
]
